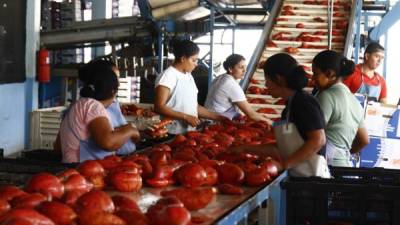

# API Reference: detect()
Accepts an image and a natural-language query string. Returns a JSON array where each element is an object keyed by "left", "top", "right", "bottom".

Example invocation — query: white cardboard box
[
  {"left": 360, "top": 136, "right": 400, "bottom": 169},
  {"left": 364, "top": 102, "right": 400, "bottom": 139}
]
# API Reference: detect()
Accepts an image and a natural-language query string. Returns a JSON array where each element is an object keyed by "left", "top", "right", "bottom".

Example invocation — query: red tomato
[
  {"left": 108, "top": 170, "right": 142, "bottom": 192},
  {"left": 78, "top": 211, "right": 126, "bottom": 225},
  {"left": 75, "top": 190, "right": 114, "bottom": 214},
  {"left": 218, "top": 183, "right": 244, "bottom": 195},
  {"left": 0, "top": 209, "right": 55, "bottom": 225},
  {"left": 161, "top": 187, "right": 216, "bottom": 210},
  {"left": 112, "top": 195, "right": 140, "bottom": 213},
  {"left": 0, "top": 186, "right": 27, "bottom": 202},
  {"left": 216, "top": 163, "right": 245, "bottom": 185},
  {"left": 260, "top": 159, "right": 280, "bottom": 177},
  {"left": 37, "top": 201, "right": 77, "bottom": 225},
  {"left": 152, "top": 165, "right": 174, "bottom": 180},
  {"left": 0, "top": 199, "right": 10, "bottom": 216},
  {"left": 57, "top": 169, "right": 80, "bottom": 182},
  {"left": 115, "top": 210, "right": 148, "bottom": 225},
  {"left": 203, "top": 166, "right": 218, "bottom": 186},
  {"left": 175, "top": 163, "right": 208, "bottom": 188},
  {"left": 63, "top": 174, "right": 93, "bottom": 193},
  {"left": 25, "top": 173, "right": 64, "bottom": 199},
  {"left": 86, "top": 175, "right": 105, "bottom": 190},
  {"left": 11, "top": 193, "right": 47, "bottom": 209},
  {"left": 77, "top": 160, "right": 105, "bottom": 178},
  {"left": 146, "top": 178, "right": 171, "bottom": 188},
  {"left": 245, "top": 168, "right": 271, "bottom": 186},
  {"left": 146, "top": 197, "right": 191, "bottom": 225},
  {"left": 62, "top": 190, "right": 87, "bottom": 206}
]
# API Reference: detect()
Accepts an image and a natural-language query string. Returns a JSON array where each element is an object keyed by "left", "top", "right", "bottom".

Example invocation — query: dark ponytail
[
  {"left": 263, "top": 53, "right": 307, "bottom": 91},
  {"left": 80, "top": 84, "right": 96, "bottom": 98},
  {"left": 170, "top": 39, "right": 199, "bottom": 61},
  {"left": 339, "top": 57, "right": 355, "bottom": 77},
  {"left": 313, "top": 50, "right": 355, "bottom": 78},
  {"left": 78, "top": 59, "right": 119, "bottom": 101},
  {"left": 223, "top": 54, "right": 245, "bottom": 74},
  {"left": 287, "top": 66, "right": 308, "bottom": 90}
]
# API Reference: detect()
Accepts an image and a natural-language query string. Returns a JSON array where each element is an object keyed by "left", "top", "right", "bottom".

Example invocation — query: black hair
[
  {"left": 263, "top": 53, "right": 307, "bottom": 91},
  {"left": 364, "top": 42, "right": 384, "bottom": 56},
  {"left": 313, "top": 50, "right": 355, "bottom": 78},
  {"left": 223, "top": 54, "right": 245, "bottom": 74},
  {"left": 170, "top": 39, "right": 200, "bottom": 61},
  {"left": 78, "top": 59, "right": 119, "bottom": 101}
]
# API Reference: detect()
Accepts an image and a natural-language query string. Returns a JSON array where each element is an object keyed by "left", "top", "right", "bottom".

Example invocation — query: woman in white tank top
[{"left": 154, "top": 39, "right": 224, "bottom": 134}]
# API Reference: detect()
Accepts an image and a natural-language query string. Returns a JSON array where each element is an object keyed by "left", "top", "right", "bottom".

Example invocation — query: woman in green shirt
[{"left": 312, "top": 50, "right": 369, "bottom": 167}]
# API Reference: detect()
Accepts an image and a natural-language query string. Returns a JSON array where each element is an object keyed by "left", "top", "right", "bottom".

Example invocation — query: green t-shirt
[{"left": 316, "top": 83, "right": 364, "bottom": 149}]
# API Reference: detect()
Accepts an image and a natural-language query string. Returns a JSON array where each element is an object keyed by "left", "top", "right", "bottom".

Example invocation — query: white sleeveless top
[{"left": 156, "top": 66, "right": 198, "bottom": 134}]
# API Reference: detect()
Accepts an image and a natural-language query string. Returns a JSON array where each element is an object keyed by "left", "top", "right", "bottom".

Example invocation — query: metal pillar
[
  {"left": 208, "top": 6, "right": 215, "bottom": 87},
  {"left": 25, "top": 0, "right": 41, "bottom": 147},
  {"left": 354, "top": 0, "right": 363, "bottom": 64},
  {"left": 370, "top": 0, "right": 400, "bottom": 40},
  {"left": 91, "top": 0, "right": 111, "bottom": 57},
  {"left": 157, "top": 23, "right": 165, "bottom": 74},
  {"left": 383, "top": 32, "right": 388, "bottom": 79}
]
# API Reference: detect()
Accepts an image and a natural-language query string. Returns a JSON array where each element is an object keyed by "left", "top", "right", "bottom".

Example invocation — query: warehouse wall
[{"left": 0, "top": 1, "right": 39, "bottom": 156}]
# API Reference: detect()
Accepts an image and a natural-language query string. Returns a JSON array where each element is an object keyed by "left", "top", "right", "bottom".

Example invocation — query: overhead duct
[
  {"left": 151, "top": 0, "right": 199, "bottom": 20},
  {"left": 148, "top": 0, "right": 182, "bottom": 9}
]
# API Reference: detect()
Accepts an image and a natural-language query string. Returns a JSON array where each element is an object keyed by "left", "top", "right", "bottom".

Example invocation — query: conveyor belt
[{"left": 242, "top": 0, "right": 358, "bottom": 122}]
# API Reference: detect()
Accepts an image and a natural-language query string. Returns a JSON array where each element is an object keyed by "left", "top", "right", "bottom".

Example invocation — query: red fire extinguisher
[{"left": 37, "top": 48, "right": 50, "bottom": 83}]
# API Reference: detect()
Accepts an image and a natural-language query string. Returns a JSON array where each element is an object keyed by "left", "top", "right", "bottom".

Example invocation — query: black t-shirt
[{"left": 281, "top": 91, "right": 326, "bottom": 154}]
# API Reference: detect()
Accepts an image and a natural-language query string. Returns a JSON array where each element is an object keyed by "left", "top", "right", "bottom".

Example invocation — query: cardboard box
[{"left": 360, "top": 136, "right": 400, "bottom": 169}]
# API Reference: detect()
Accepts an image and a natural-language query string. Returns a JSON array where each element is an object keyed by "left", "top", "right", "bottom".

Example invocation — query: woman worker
[
  {"left": 57, "top": 60, "right": 140, "bottom": 163},
  {"left": 205, "top": 54, "right": 269, "bottom": 122},
  {"left": 78, "top": 59, "right": 139, "bottom": 155},
  {"left": 312, "top": 50, "right": 369, "bottom": 167},
  {"left": 232, "top": 53, "right": 329, "bottom": 177},
  {"left": 154, "top": 39, "right": 224, "bottom": 134}
]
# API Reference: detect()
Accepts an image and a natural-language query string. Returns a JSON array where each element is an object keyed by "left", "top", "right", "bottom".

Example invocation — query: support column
[
  {"left": 91, "top": 0, "right": 112, "bottom": 57},
  {"left": 24, "top": 0, "right": 41, "bottom": 148},
  {"left": 208, "top": 6, "right": 215, "bottom": 88}
]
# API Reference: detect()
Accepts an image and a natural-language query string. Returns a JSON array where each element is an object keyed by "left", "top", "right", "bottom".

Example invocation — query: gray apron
[{"left": 357, "top": 73, "right": 381, "bottom": 100}]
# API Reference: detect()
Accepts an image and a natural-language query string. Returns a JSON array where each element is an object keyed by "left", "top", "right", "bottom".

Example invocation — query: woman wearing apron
[
  {"left": 154, "top": 39, "right": 224, "bottom": 134},
  {"left": 312, "top": 50, "right": 370, "bottom": 167},
  {"left": 343, "top": 42, "right": 387, "bottom": 103},
  {"left": 205, "top": 54, "right": 269, "bottom": 122},
  {"left": 57, "top": 60, "right": 140, "bottom": 163},
  {"left": 232, "top": 53, "right": 330, "bottom": 177}
]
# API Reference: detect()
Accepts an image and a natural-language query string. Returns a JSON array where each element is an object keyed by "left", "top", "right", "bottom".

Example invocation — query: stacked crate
[
  {"left": 29, "top": 107, "right": 65, "bottom": 150},
  {"left": 282, "top": 167, "right": 400, "bottom": 224}
]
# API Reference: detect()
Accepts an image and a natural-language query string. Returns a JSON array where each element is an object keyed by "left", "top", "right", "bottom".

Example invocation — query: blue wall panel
[{"left": 0, "top": 83, "right": 26, "bottom": 155}]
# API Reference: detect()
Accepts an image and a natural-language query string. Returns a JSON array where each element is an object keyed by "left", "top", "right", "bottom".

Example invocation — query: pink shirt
[{"left": 59, "top": 98, "right": 110, "bottom": 163}]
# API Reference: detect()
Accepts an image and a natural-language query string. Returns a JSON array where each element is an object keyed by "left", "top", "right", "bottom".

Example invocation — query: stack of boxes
[
  {"left": 111, "top": 0, "right": 140, "bottom": 18},
  {"left": 42, "top": 0, "right": 84, "bottom": 64}
]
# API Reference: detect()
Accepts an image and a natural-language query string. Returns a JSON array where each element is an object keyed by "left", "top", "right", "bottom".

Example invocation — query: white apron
[
  {"left": 164, "top": 73, "right": 199, "bottom": 134},
  {"left": 273, "top": 97, "right": 330, "bottom": 178}
]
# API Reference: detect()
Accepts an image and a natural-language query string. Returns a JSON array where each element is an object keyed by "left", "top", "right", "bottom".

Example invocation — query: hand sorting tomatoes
[{"left": 144, "top": 118, "right": 173, "bottom": 139}]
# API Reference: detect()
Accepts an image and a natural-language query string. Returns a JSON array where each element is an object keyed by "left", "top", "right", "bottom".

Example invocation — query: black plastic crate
[
  {"left": 0, "top": 157, "right": 76, "bottom": 186},
  {"left": 281, "top": 167, "right": 400, "bottom": 225}
]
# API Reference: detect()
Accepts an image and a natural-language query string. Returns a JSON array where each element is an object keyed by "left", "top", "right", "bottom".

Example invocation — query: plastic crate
[
  {"left": 29, "top": 106, "right": 65, "bottom": 150},
  {"left": 281, "top": 167, "right": 400, "bottom": 225}
]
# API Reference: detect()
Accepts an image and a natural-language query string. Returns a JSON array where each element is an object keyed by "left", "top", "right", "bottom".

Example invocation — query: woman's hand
[
  {"left": 129, "top": 124, "right": 141, "bottom": 143},
  {"left": 183, "top": 114, "right": 201, "bottom": 127}
]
